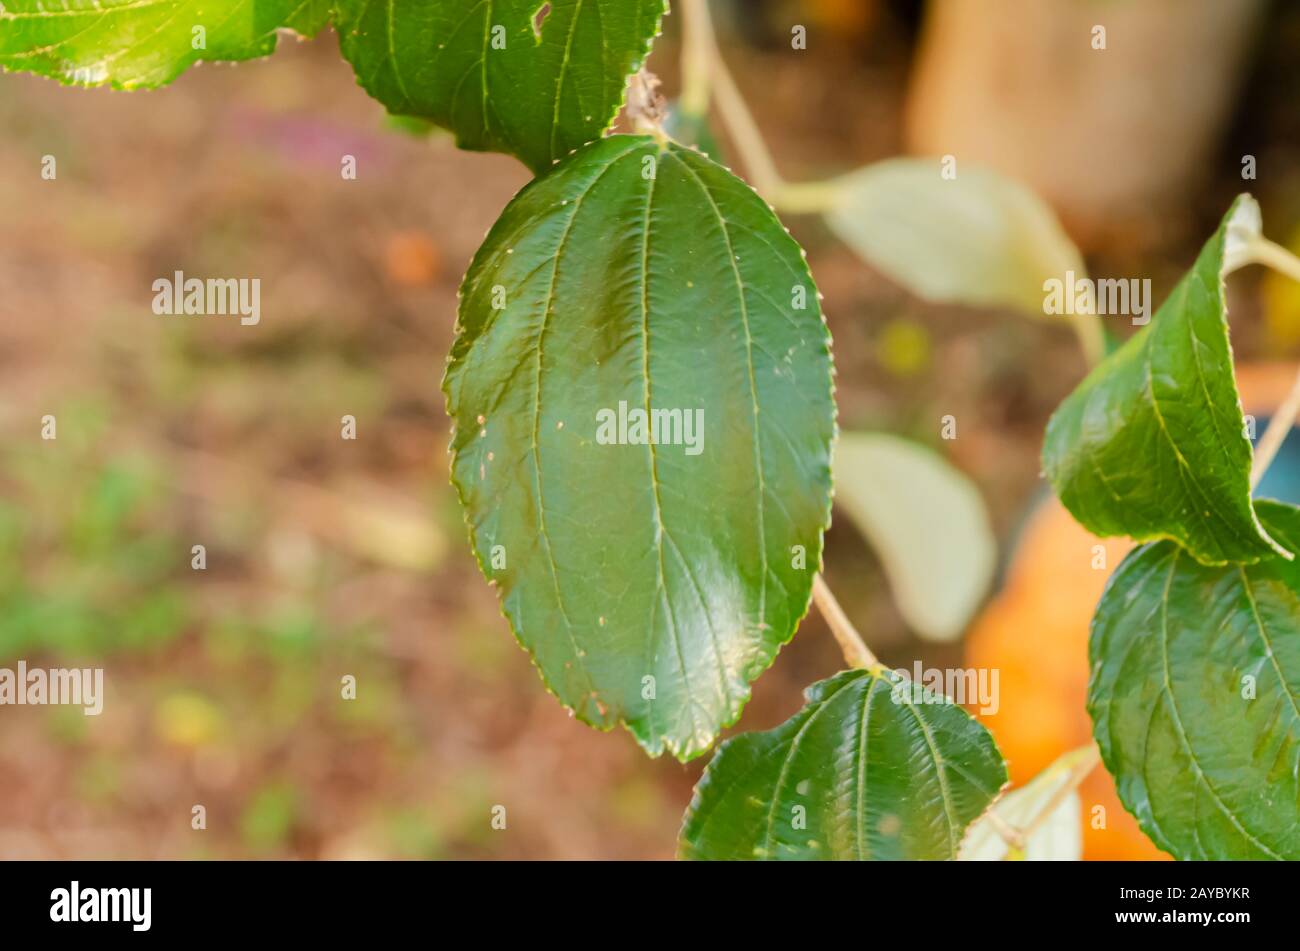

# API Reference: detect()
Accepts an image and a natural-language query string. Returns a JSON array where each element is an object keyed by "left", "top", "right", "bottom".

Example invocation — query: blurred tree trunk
[{"left": 905, "top": 0, "right": 1268, "bottom": 251}]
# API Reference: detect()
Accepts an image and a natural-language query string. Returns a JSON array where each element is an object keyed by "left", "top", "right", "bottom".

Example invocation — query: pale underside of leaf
[
  {"left": 823, "top": 157, "right": 1084, "bottom": 316},
  {"left": 679, "top": 668, "right": 1008, "bottom": 859},
  {"left": 444, "top": 134, "right": 835, "bottom": 761},
  {"left": 1089, "top": 499, "right": 1300, "bottom": 860},
  {"left": 959, "top": 747, "right": 1088, "bottom": 861},
  {"left": 833, "top": 432, "right": 995, "bottom": 642}
]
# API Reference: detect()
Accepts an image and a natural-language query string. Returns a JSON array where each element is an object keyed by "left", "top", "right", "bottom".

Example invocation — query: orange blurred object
[
  {"left": 807, "top": 0, "right": 876, "bottom": 38},
  {"left": 965, "top": 498, "right": 1157, "bottom": 859},
  {"left": 384, "top": 230, "right": 442, "bottom": 287},
  {"left": 966, "top": 363, "right": 1296, "bottom": 860}
]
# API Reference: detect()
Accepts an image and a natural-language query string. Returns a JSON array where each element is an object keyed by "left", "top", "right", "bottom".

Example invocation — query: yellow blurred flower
[{"left": 154, "top": 692, "right": 224, "bottom": 748}]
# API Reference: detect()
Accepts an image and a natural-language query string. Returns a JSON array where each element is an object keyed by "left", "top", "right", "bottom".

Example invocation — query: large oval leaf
[
  {"left": 334, "top": 0, "right": 667, "bottom": 174},
  {"left": 1043, "top": 195, "right": 1288, "bottom": 565},
  {"left": 834, "top": 432, "right": 995, "bottom": 642},
  {"left": 444, "top": 134, "right": 835, "bottom": 761},
  {"left": 1089, "top": 499, "right": 1300, "bottom": 859},
  {"left": 0, "top": 0, "right": 329, "bottom": 89},
  {"left": 678, "top": 668, "right": 1007, "bottom": 859}
]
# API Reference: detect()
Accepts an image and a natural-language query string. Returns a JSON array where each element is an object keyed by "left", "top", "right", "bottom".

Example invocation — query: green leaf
[
  {"left": 823, "top": 158, "right": 1083, "bottom": 315},
  {"left": 444, "top": 134, "right": 835, "bottom": 761},
  {"left": 678, "top": 668, "right": 1007, "bottom": 859},
  {"left": 959, "top": 747, "right": 1090, "bottom": 861},
  {"left": 0, "top": 0, "right": 330, "bottom": 89},
  {"left": 1043, "top": 195, "right": 1289, "bottom": 566},
  {"left": 334, "top": 0, "right": 667, "bottom": 175},
  {"left": 834, "top": 432, "right": 995, "bottom": 642},
  {"left": 1089, "top": 499, "right": 1300, "bottom": 860}
]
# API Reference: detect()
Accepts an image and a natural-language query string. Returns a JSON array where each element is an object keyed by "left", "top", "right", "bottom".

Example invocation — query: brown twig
[{"left": 811, "top": 573, "right": 879, "bottom": 670}]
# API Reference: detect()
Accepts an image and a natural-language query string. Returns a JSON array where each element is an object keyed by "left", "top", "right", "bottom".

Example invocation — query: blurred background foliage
[{"left": 1, "top": 0, "right": 1298, "bottom": 859}]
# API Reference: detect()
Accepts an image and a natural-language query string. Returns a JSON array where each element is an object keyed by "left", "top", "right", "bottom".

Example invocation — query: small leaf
[
  {"left": 959, "top": 747, "right": 1090, "bottom": 861},
  {"left": 334, "top": 0, "right": 667, "bottom": 174},
  {"left": 1089, "top": 499, "right": 1300, "bottom": 860},
  {"left": 445, "top": 134, "right": 835, "bottom": 761},
  {"left": 0, "top": 0, "right": 330, "bottom": 89},
  {"left": 679, "top": 668, "right": 1007, "bottom": 859},
  {"left": 834, "top": 433, "right": 995, "bottom": 642},
  {"left": 1044, "top": 195, "right": 1289, "bottom": 565},
  {"left": 823, "top": 158, "right": 1083, "bottom": 315}
]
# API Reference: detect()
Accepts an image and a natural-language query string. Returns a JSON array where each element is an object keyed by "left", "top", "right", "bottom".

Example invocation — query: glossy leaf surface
[
  {"left": 335, "top": 0, "right": 666, "bottom": 173},
  {"left": 445, "top": 134, "right": 835, "bottom": 760},
  {"left": 0, "top": 0, "right": 329, "bottom": 89},
  {"left": 679, "top": 668, "right": 1007, "bottom": 859},
  {"left": 1044, "top": 196, "right": 1288, "bottom": 565},
  {"left": 1089, "top": 499, "right": 1300, "bottom": 859}
]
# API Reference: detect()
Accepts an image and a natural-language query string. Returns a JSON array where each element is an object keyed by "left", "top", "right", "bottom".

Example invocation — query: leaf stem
[
  {"left": 679, "top": 0, "right": 714, "bottom": 118},
  {"left": 700, "top": 23, "right": 783, "bottom": 195},
  {"left": 1071, "top": 310, "right": 1105, "bottom": 370},
  {"left": 1237, "top": 235, "right": 1300, "bottom": 284},
  {"left": 679, "top": 0, "right": 842, "bottom": 214},
  {"left": 1251, "top": 364, "right": 1300, "bottom": 490},
  {"left": 766, "top": 181, "right": 842, "bottom": 214},
  {"left": 811, "top": 573, "right": 879, "bottom": 670},
  {"left": 1228, "top": 235, "right": 1300, "bottom": 489}
]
